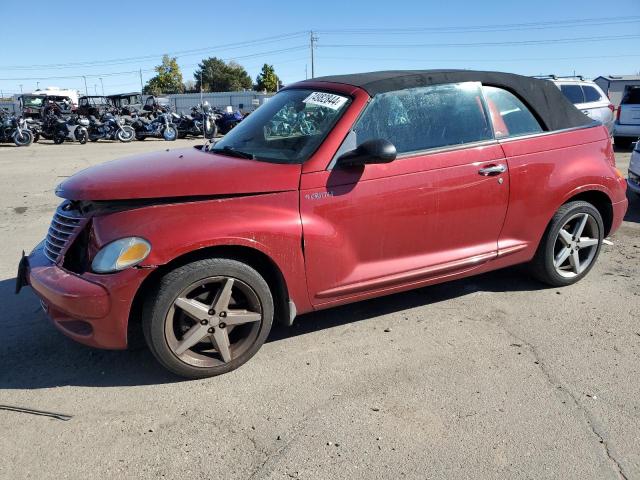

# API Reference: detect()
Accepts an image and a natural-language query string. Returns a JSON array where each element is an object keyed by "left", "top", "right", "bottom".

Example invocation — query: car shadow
[{"left": 0, "top": 266, "right": 546, "bottom": 389}]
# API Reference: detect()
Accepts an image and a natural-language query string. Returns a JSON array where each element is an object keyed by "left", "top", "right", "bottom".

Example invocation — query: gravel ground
[{"left": 0, "top": 139, "right": 638, "bottom": 480}]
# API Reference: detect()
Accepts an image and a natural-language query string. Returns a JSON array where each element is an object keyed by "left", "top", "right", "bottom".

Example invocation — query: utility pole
[
  {"left": 19, "top": 84, "right": 23, "bottom": 94},
  {"left": 94, "top": 84, "right": 98, "bottom": 95},
  {"left": 139, "top": 69, "right": 144, "bottom": 93},
  {"left": 36, "top": 81, "right": 40, "bottom": 90},
  {"left": 309, "top": 31, "right": 317, "bottom": 78},
  {"left": 99, "top": 77, "right": 104, "bottom": 96},
  {"left": 200, "top": 70, "right": 203, "bottom": 105},
  {"left": 82, "top": 76, "right": 88, "bottom": 96}
]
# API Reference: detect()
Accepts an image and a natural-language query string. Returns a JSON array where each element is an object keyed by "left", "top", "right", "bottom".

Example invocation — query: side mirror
[{"left": 337, "top": 139, "right": 397, "bottom": 167}]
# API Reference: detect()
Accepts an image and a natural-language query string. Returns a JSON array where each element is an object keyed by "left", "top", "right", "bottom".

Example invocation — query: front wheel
[
  {"left": 75, "top": 128, "right": 88, "bottom": 144},
  {"left": 162, "top": 125, "right": 178, "bottom": 141},
  {"left": 204, "top": 118, "right": 217, "bottom": 139},
  {"left": 116, "top": 126, "right": 135, "bottom": 142},
  {"left": 53, "top": 134, "right": 65, "bottom": 144},
  {"left": 530, "top": 201, "right": 604, "bottom": 287},
  {"left": 143, "top": 258, "right": 274, "bottom": 379},
  {"left": 13, "top": 130, "right": 33, "bottom": 146}
]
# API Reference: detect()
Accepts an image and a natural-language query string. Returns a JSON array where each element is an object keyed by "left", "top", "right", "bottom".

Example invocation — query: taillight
[
  {"left": 607, "top": 104, "right": 615, "bottom": 112},
  {"left": 616, "top": 106, "right": 621, "bottom": 121}
]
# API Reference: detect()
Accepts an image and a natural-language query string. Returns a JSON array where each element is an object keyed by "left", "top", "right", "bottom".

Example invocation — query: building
[
  {"left": 593, "top": 75, "right": 640, "bottom": 107},
  {"left": 164, "top": 91, "right": 275, "bottom": 114}
]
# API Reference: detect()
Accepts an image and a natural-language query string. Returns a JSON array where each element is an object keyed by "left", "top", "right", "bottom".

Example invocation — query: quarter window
[
  {"left": 483, "top": 86, "right": 543, "bottom": 138},
  {"left": 582, "top": 86, "right": 602, "bottom": 103},
  {"left": 353, "top": 82, "right": 492, "bottom": 155},
  {"left": 560, "top": 85, "right": 585, "bottom": 104}
]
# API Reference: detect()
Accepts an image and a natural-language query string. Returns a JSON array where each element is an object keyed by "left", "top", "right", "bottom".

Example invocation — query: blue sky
[{"left": 0, "top": 0, "right": 638, "bottom": 96}]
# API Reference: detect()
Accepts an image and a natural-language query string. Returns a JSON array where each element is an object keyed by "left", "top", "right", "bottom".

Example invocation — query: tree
[
  {"left": 194, "top": 57, "right": 253, "bottom": 92},
  {"left": 183, "top": 79, "right": 197, "bottom": 93},
  {"left": 255, "top": 64, "right": 280, "bottom": 92},
  {"left": 143, "top": 55, "right": 184, "bottom": 95}
]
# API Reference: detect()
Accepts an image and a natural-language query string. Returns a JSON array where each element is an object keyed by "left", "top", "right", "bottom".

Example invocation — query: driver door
[{"left": 301, "top": 82, "right": 509, "bottom": 307}]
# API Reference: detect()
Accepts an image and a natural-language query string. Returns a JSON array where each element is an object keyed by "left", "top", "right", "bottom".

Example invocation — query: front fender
[{"left": 90, "top": 191, "right": 312, "bottom": 313}]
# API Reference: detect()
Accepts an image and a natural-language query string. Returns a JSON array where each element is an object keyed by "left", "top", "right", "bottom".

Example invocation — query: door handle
[{"left": 478, "top": 164, "right": 507, "bottom": 176}]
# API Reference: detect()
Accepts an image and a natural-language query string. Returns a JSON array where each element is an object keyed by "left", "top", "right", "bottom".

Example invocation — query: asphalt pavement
[{"left": 0, "top": 139, "right": 638, "bottom": 479}]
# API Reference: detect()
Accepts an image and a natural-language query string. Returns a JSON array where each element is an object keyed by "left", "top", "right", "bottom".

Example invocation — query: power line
[
  {"left": 0, "top": 31, "right": 308, "bottom": 71},
  {"left": 317, "top": 15, "right": 640, "bottom": 34},
  {"left": 320, "top": 34, "right": 640, "bottom": 49},
  {"left": 3, "top": 15, "right": 637, "bottom": 72},
  {"left": 317, "top": 53, "right": 640, "bottom": 63},
  {"left": 0, "top": 46, "right": 309, "bottom": 81}
]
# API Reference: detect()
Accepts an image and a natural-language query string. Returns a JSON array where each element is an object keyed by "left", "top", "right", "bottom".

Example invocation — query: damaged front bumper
[{"left": 16, "top": 241, "right": 154, "bottom": 350}]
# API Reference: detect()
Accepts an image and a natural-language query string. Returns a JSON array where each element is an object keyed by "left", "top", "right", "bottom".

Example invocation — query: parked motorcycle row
[{"left": 0, "top": 100, "right": 246, "bottom": 147}]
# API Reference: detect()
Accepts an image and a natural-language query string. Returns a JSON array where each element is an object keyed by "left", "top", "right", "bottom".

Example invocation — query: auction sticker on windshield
[{"left": 303, "top": 92, "right": 348, "bottom": 110}]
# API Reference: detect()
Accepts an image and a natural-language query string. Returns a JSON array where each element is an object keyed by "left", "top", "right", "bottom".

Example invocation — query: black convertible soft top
[{"left": 299, "top": 70, "right": 592, "bottom": 132}]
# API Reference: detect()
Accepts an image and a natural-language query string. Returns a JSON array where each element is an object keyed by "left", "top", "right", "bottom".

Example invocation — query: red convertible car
[{"left": 17, "top": 70, "right": 628, "bottom": 378}]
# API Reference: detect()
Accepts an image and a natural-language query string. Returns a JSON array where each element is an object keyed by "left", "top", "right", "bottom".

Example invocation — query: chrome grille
[{"left": 44, "top": 206, "right": 85, "bottom": 263}]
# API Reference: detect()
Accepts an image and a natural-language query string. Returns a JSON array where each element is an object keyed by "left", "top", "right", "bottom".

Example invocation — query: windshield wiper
[{"left": 212, "top": 145, "right": 255, "bottom": 159}]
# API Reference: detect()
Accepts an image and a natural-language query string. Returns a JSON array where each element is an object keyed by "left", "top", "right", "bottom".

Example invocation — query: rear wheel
[
  {"left": 530, "top": 201, "right": 604, "bottom": 287},
  {"left": 53, "top": 134, "right": 65, "bottom": 144},
  {"left": 143, "top": 258, "right": 273, "bottom": 378}
]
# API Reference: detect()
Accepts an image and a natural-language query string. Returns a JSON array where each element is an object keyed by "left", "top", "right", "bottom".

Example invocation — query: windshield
[
  {"left": 212, "top": 89, "right": 351, "bottom": 164},
  {"left": 23, "top": 97, "right": 44, "bottom": 108}
]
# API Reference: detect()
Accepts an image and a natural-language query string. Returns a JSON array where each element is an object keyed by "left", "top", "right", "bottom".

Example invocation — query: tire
[
  {"left": 116, "top": 126, "right": 135, "bottom": 143},
  {"left": 13, "top": 130, "right": 33, "bottom": 147},
  {"left": 32, "top": 132, "right": 40, "bottom": 143},
  {"left": 204, "top": 118, "right": 217, "bottom": 139},
  {"left": 136, "top": 133, "right": 146, "bottom": 141},
  {"left": 162, "top": 125, "right": 178, "bottom": 141},
  {"left": 142, "top": 258, "right": 274, "bottom": 379},
  {"left": 530, "top": 201, "right": 604, "bottom": 287},
  {"left": 614, "top": 137, "right": 632, "bottom": 149},
  {"left": 76, "top": 129, "right": 88, "bottom": 144},
  {"left": 53, "top": 134, "right": 65, "bottom": 145}
]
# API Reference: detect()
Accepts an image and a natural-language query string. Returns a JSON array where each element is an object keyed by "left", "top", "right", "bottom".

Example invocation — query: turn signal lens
[{"left": 92, "top": 237, "right": 151, "bottom": 273}]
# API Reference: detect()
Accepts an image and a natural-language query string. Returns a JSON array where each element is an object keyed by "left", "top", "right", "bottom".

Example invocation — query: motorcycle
[
  {"left": 25, "top": 118, "right": 42, "bottom": 143},
  {"left": 88, "top": 112, "right": 135, "bottom": 142},
  {"left": 41, "top": 113, "right": 89, "bottom": 144},
  {"left": 175, "top": 103, "right": 217, "bottom": 139},
  {"left": 214, "top": 107, "right": 244, "bottom": 135},
  {"left": 0, "top": 113, "right": 33, "bottom": 146},
  {"left": 131, "top": 111, "right": 178, "bottom": 141}
]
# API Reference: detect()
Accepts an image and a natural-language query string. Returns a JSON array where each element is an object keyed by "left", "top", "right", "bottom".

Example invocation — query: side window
[
  {"left": 353, "top": 82, "right": 492, "bottom": 155},
  {"left": 483, "top": 86, "right": 543, "bottom": 138},
  {"left": 560, "top": 85, "right": 585, "bottom": 104},
  {"left": 582, "top": 86, "right": 602, "bottom": 103}
]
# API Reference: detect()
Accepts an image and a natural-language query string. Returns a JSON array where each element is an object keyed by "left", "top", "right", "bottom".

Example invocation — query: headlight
[{"left": 91, "top": 237, "right": 151, "bottom": 273}]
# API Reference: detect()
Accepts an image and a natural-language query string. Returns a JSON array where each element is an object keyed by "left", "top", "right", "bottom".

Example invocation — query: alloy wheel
[
  {"left": 164, "top": 276, "right": 263, "bottom": 367},
  {"left": 553, "top": 212, "right": 600, "bottom": 278}
]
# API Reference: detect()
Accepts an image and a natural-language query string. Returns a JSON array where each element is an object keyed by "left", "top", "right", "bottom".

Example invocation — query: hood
[{"left": 56, "top": 146, "right": 302, "bottom": 201}]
